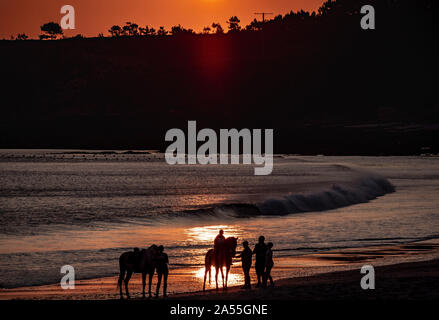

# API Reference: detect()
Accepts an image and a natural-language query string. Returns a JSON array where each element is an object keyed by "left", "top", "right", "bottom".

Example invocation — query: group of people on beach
[
  {"left": 215, "top": 230, "right": 275, "bottom": 289},
  {"left": 122, "top": 229, "right": 274, "bottom": 298}
]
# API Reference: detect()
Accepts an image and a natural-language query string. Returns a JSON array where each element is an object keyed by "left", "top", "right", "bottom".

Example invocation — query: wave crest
[{"left": 257, "top": 175, "right": 395, "bottom": 215}]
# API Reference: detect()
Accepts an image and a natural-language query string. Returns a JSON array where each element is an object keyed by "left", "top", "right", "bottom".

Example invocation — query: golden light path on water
[{"left": 184, "top": 225, "right": 241, "bottom": 242}]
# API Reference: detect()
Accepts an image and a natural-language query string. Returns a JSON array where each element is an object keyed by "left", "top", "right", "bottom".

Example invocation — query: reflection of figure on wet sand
[
  {"left": 155, "top": 245, "right": 169, "bottom": 298},
  {"left": 263, "top": 242, "right": 274, "bottom": 287},
  {"left": 237, "top": 240, "right": 252, "bottom": 289},
  {"left": 253, "top": 235, "right": 267, "bottom": 287}
]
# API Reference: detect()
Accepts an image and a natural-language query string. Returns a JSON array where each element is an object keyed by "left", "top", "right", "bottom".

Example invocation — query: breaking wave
[
  {"left": 257, "top": 175, "right": 395, "bottom": 215},
  {"left": 176, "top": 174, "right": 395, "bottom": 218}
]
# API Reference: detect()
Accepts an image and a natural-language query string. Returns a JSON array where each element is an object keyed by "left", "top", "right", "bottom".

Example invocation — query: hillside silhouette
[{"left": 0, "top": 0, "right": 435, "bottom": 154}]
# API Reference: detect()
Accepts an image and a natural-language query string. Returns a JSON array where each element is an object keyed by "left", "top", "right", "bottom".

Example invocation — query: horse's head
[
  {"left": 142, "top": 244, "right": 160, "bottom": 262},
  {"left": 226, "top": 237, "right": 238, "bottom": 255}
]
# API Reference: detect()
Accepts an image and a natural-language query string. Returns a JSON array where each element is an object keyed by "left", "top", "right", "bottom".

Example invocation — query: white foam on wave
[{"left": 257, "top": 174, "right": 395, "bottom": 215}]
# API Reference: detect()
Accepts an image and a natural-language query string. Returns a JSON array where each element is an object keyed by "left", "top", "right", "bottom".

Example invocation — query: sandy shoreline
[
  {"left": 1, "top": 240, "right": 438, "bottom": 300},
  {"left": 174, "top": 258, "right": 439, "bottom": 300}
]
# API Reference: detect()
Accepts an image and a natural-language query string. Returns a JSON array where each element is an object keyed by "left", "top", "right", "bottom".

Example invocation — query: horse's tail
[{"left": 206, "top": 249, "right": 214, "bottom": 267}]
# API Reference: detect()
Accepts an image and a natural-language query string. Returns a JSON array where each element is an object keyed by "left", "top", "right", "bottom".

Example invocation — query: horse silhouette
[
  {"left": 203, "top": 237, "right": 238, "bottom": 291},
  {"left": 118, "top": 245, "right": 159, "bottom": 299}
]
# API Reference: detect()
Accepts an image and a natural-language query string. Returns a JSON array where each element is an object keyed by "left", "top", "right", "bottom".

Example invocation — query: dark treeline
[{"left": 0, "top": 0, "right": 436, "bottom": 154}]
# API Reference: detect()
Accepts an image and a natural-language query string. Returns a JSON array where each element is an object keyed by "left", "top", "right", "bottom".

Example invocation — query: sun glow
[{"left": 184, "top": 225, "right": 241, "bottom": 242}]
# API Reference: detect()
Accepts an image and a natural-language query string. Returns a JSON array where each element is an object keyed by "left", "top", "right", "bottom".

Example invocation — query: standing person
[
  {"left": 155, "top": 245, "right": 169, "bottom": 298},
  {"left": 237, "top": 240, "right": 252, "bottom": 288},
  {"left": 263, "top": 242, "right": 274, "bottom": 287},
  {"left": 253, "top": 235, "right": 267, "bottom": 288}
]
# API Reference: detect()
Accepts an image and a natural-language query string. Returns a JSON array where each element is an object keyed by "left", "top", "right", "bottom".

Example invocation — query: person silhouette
[
  {"left": 253, "top": 235, "right": 267, "bottom": 287},
  {"left": 214, "top": 229, "right": 226, "bottom": 265},
  {"left": 237, "top": 240, "right": 252, "bottom": 288},
  {"left": 263, "top": 242, "right": 274, "bottom": 287},
  {"left": 155, "top": 245, "right": 169, "bottom": 298},
  {"left": 214, "top": 229, "right": 225, "bottom": 248}
]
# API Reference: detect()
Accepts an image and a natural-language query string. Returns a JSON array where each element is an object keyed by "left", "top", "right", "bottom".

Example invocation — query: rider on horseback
[
  {"left": 214, "top": 229, "right": 225, "bottom": 247},
  {"left": 203, "top": 231, "right": 238, "bottom": 291},
  {"left": 214, "top": 229, "right": 226, "bottom": 263}
]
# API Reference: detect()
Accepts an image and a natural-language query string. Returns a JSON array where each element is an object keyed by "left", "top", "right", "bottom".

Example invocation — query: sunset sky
[{"left": 0, "top": 0, "right": 324, "bottom": 39}]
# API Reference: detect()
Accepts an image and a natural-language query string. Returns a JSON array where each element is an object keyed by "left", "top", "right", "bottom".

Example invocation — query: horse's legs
[
  {"left": 225, "top": 267, "right": 229, "bottom": 290},
  {"left": 215, "top": 266, "right": 219, "bottom": 290},
  {"left": 208, "top": 267, "right": 211, "bottom": 284},
  {"left": 141, "top": 272, "right": 147, "bottom": 299},
  {"left": 118, "top": 268, "right": 125, "bottom": 299},
  {"left": 148, "top": 271, "right": 154, "bottom": 298},
  {"left": 124, "top": 270, "right": 133, "bottom": 299},
  {"left": 203, "top": 266, "right": 208, "bottom": 291},
  {"left": 220, "top": 265, "right": 225, "bottom": 289},
  {"left": 156, "top": 272, "right": 162, "bottom": 298}
]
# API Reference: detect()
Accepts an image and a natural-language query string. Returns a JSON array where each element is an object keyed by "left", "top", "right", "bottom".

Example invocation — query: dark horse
[
  {"left": 118, "top": 245, "right": 159, "bottom": 299},
  {"left": 203, "top": 237, "right": 238, "bottom": 291}
]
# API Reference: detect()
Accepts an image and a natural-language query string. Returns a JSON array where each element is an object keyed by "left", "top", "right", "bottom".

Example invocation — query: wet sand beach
[{"left": 175, "top": 258, "right": 439, "bottom": 300}]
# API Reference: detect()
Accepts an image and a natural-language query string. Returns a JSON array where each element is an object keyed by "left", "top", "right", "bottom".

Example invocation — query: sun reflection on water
[
  {"left": 185, "top": 225, "right": 244, "bottom": 288},
  {"left": 184, "top": 225, "right": 241, "bottom": 243}
]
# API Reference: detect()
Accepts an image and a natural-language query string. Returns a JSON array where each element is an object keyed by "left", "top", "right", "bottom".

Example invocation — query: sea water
[{"left": 0, "top": 150, "right": 438, "bottom": 289}]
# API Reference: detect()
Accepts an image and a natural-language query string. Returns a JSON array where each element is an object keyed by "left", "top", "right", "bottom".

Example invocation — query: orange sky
[{"left": 0, "top": 0, "right": 324, "bottom": 39}]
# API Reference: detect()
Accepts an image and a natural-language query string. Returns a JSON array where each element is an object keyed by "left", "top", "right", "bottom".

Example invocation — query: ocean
[{"left": 0, "top": 150, "right": 438, "bottom": 290}]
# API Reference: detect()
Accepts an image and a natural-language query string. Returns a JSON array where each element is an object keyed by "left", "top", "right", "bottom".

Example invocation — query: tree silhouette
[
  {"left": 122, "top": 25, "right": 130, "bottom": 36},
  {"left": 139, "top": 26, "right": 156, "bottom": 36},
  {"left": 227, "top": 16, "right": 241, "bottom": 33},
  {"left": 122, "top": 22, "right": 139, "bottom": 36},
  {"left": 108, "top": 25, "right": 122, "bottom": 37},
  {"left": 171, "top": 25, "right": 183, "bottom": 35},
  {"left": 157, "top": 26, "right": 169, "bottom": 36},
  {"left": 129, "top": 23, "right": 139, "bottom": 36},
  {"left": 139, "top": 26, "right": 147, "bottom": 36},
  {"left": 40, "top": 22, "right": 63, "bottom": 40},
  {"left": 318, "top": 0, "right": 337, "bottom": 16},
  {"left": 246, "top": 19, "right": 262, "bottom": 31},
  {"left": 211, "top": 23, "right": 224, "bottom": 34},
  {"left": 202, "top": 26, "right": 211, "bottom": 34},
  {"left": 171, "top": 25, "right": 195, "bottom": 36},
  {"left": 16, "top": 33, "right": 28, "bottom": 40}
]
